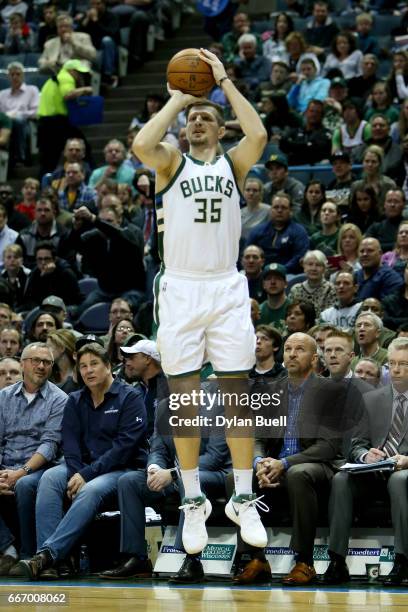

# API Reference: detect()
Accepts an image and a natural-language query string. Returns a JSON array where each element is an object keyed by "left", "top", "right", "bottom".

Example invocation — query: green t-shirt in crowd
[{"left": 258, "top": 298, "right": 290, "bottom": 333}]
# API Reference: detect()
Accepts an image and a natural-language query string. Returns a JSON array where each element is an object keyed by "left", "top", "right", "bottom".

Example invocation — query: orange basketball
[{"left": 167, "top": 49, "right": 215, "bottom": 97}]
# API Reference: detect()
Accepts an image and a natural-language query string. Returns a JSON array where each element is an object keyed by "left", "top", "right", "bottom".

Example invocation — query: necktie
[
  {"left": 384, "top": 394, "right": 406, "bottom": 457},
  {"left": 144, "top": 210, "right": 152, "bottom": 244}
]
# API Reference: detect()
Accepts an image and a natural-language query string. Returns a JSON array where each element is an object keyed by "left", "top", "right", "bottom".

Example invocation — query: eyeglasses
[
  {"left": 22, "top": 357, "right": 53, "bottom": 367},
  {"left": 117, "top": 326, "right": 133, "bottom": 333}
]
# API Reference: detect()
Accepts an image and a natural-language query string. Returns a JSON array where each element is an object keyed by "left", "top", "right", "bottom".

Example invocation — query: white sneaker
[
  {"left": 179, "top": 495, "right": 212, "bottom": 555},
  {"left": 225, "top": 493, "right": 268, "bottom": 548}
]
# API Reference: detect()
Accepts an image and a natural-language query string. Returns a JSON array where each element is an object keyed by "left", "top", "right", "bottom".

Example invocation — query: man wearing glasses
[{"left": 0, "top": 342, "right": 67, "bottom": 576}]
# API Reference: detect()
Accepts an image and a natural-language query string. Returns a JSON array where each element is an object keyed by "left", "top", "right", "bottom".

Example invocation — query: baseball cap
[
  {"left": 331, "top": 150, "right": 351, "bottom": 163},
  {"left": 265, "top": 153, "right": 288, "bottom": 170},
  {"left": 330, "top": 76, "right": 347, "bottom": 88},
  {"left": 64, "top": 59, "right": 91, "bottom": 73},
  {"left": 42, "top": 296, "right": 66, "bottom": 311},
  {"left": 262, "top": 263, "right": 287, "bottom": 280},
  {"left": 75, "top": 334, "right": 105, "bottom": 352},
  {"left": 120, "top": 339, "right": 161, "bottom": 363},
  {"left": 121, "top": 333, "right": 147, "bottom": 348}
]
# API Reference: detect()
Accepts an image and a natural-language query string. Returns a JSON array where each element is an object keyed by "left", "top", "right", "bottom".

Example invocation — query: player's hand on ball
[
  {"left": 166, "top": 83, "right": 206, "bottom": 105},
  {"left": 198, "top": 48, "right": 227, "bottom": 86}
]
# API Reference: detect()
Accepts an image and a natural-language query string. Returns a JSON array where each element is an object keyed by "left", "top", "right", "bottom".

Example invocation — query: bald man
[
  {"left": 355, "top": 237, "right": 404, "bottom": 302},
  {"left": 251, "top": 332, "right": 348, "bottom": 586}
]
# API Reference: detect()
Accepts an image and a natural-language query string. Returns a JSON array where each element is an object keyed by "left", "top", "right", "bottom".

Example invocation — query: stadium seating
[{"left": 76, "top": 302, "right": 110, "bottom": 334}]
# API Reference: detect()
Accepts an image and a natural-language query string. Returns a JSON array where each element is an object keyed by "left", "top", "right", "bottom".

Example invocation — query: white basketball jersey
[{"left": 155, "top": 153, "right": 242, "bottom": 275}]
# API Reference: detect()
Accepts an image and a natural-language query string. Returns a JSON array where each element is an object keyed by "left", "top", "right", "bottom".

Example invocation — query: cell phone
[{"left": 327, "top": 255, "right": 346, "bottom": 270}]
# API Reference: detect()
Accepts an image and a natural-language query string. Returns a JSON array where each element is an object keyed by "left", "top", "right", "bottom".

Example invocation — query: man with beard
[{"left": 27, "top": 311, "right": 60, "bottom": 343}]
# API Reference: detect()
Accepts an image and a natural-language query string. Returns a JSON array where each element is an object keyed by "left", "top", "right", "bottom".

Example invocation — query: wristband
[{"left": 218, "top": 76, "right": 229, "bottom": 87}]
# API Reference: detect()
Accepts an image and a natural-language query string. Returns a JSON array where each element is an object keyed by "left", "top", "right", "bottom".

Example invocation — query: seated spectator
[
  {"left": 221, "top": 12, "right": 262, "bottom": 63},
  {"left": 257, "top": 61, "right": 292, "bottom": 99},
  {"left": 99, "top": 379, "right": 230, "bottom": 583},
  {"left": 331, "top": 223, "right": 362, "bottom": 278},
  {"left": 324, "top": 338, "right": 408, "bottom": 587},
  {"left": 362, "top": 116, "right": 403, "bottom": 180},
  {"left": 355, "top": 13, "right": 379, "bottom": 57},
  {"left": 365, "top": 82, "right": 400, "bottom": 126},
  {"left": 119, "top": 339, "right": 166, "bottom": 437},
  {"left": 263, "top": 152, "right": 304, "bottom": 214},
  {"left": 108, "top": 0, "right": 156, "bottom": 68},
  {"left": 240, "top": 177, "right": 270, "bottom": 241},
  {"left": 263, "top": 13, "right": 294, "bottom": 63},
  {"left": 58, "top": 162, "right": 97, "bottom": 213},
  {"left": 0, "top": 342, "right": 67, "bottom": 575},
  {"left": 281, "top": 99, "right": 331, "bottom": 166},
  {"left": 261, "top": 93, "right": 302, "bottom": 143},
  {"left": 353, "top": 357, "right": 381, "bottom": 387},
  {"left": 347, "top": 53, "right": 379, "bottom": 101},
  {"left": 366, "top": 189, "right": 406, "bottom": 253},
  {"left": 398, "top": 323, "right": 408, "bottom": 338},
  {"left": 0, "top": 204, "right": 17, "bottom": 267},
  {"left": 4, "top": 12, "right": 36, "bottom": 54},
  {"left": 89, "top": 139, "right": 135, "bottom": 190},
  {"left": 15, "top": 178, "right": 39, "bottom": 222},
  {"left": 240, "top": 245, "right": 266, "bottom": 303},
  {"left": 284, "top": 300, "right": 316, "bottom": 336},
  {"left": 50, "top": 138, "right": 91, "bottom": 192},
  {"left": 310, "top": 201, "right": 340, "bottom": 256},
  {"left": 247, "top": 192, "right": 309, "bottom": 272},
  {"left": 320, "top": 271, "right": 362, "bottom": 330},
  {"left": 41, "top": 296, "right": 77, "bottom": 335},
  {"left": 107, "top": 318, "right": 135, "bottom": 369},
  {"left": 258, "top": 263, "right": 290, "bottom": 332},
  {"left": 0, "top": 62, "right": 39, "bottom": 167},
  {"left": 287, "top": 55, "right": 330, "bottom": 114},
  {"left": 332, "top": 98, "right": 371, "bottom": 157},
  {"left": 26, "top": 310, "right": 61, "bottom": 344},
  {"left": 359, "top": 297, "right": 396, "bottom": 348},
  {"left": 355, "top": 237, "right": 404, "bottom": 302},
  {"left": 79, "top": 0, "right": 120, "bottom": 88},
  {"left": 304, "top": 0, "right": 339, "bottom": 51},
  {"left": 46, "top": 329, "right": 77, "bottom": 392},
  {"left": 234, "top": 34, "right": 272, "bottom": 95},
  {"left": 284, "top": 31, "right": 310, "bottom": 74},
  {"left": 0, "top": 303, "right": 12, "bottom": 332},
  {"left": 391, "top": 99, "right": 408, "bottom": 145},
  {"left": 70, "top": 205, "right": 145, "bottom": 315},
  {"left": 19, "top": 342, "right": 147, "bottom": 581},
  {"left": 251, "top": 298, "right": 260, "bottom": 327},
  {"left": 386, "top": 51, "right": 408, "bottom": 105},
  {"left": 38, "top": 60, "right": 93, "bottom": 176},
  {"left": 250, "top": 325, "right": 286, "bottom": 380},
  {"left": 347, "top": 186, "right": 381, "bottom": 234},
  {"left": 322, "top": 77, "right": 348, "bottom": 137},
  {"left": 38, "top": 13, "right": 97, "bottom": 74},
  {"left": 0, "top": 326, "right": 22, "bottom": 358},
  {"left": 381, "top": 219, "right": 408, "bottom": 276},
  {"left": 1, "top": 244, "right": 29, "bottom": 309},
  {"left": 295, "top": 180, "right": 325, "bottom": 236},
  {"left": 326, "top": 151, "right": 355, "bottom": 210},
  {"left": 383, "top": 262, "right": 408, "bottom": 331},
  {"left": 131, "top": 94, "right": 166, "bottom": 129},
  {"left": 37, "top": 3, "right": 57, "bottom": 52},
  {"left": 0, "top": 184, "right": 29, "bottom": 233},
  {"left": 118, "top": 183, "right": 141, "bottom": 228},
  {"left": 351, "top": 312, "right": 388, "bottom": 369},
  {"left": 99, "top": 297, "right": 133, "bottom": 345},
  {"left": 323, "top": 32, "right": 363, "bottom": 80},
  {"left": 350, "top": 145, "right": 396, "bottom": 212},
  {"left": 288, "top": 249, "right": 336, "bottom": 317},
  {"left": 16, "top": 197, "right": 69, "bottom": 269},
  {"left": 0, "top": 357, "right": 22, "bottom": 389},
  {"left": 22, "top": 242, "right": 81, "bottom": 311},
  {"left": 0, "top": 0, "right": 27, "bottom": 25}
]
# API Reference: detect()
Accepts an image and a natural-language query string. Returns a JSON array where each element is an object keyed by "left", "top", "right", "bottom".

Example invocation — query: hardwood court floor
[{"left": 0, "top": 582, "right": 408, "bottom": 612}]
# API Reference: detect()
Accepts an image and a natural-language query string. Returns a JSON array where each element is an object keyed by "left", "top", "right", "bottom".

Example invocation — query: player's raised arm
[
  {"left": 132, "top": 90, "right": 204, "bottom": 178},
  {"left": 198, "top": 48, "right": 267, "bottom": 186}
]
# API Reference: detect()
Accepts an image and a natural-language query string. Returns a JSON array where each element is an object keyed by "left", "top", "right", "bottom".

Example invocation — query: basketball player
[{"left": 133, "top": 48, "right": 268, "bottom": 554}]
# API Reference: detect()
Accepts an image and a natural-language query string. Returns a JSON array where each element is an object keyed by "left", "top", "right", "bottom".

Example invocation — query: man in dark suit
[
  {"left": 323, "top": 337, "right": 408, "bottom": 585},
  {"left": 99, "top": 381, "right": 232, "bottom": 583},
  {"left": 248, "top": 332, "right": 358, "bottom": 586}
]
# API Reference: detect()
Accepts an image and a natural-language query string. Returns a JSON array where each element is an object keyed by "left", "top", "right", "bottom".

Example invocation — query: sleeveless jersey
[{"left": 155, "top": 153, "right": 242, "bottom": 276}]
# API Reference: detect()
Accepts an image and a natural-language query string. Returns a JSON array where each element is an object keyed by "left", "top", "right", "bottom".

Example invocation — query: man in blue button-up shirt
[
  {"left": 0, "top": 342, "right": 67, "bottom": 575},
  {"left": 20, "top": 342, "right": 148, "bottom": 581}
]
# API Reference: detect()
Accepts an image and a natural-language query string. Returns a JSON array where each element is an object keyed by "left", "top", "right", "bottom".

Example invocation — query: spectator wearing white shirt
[
  {"left": 322, "top": 32, "right": 363, "bottom": 80},
  {"left": 0, "top": 63, "right": 39, "bottom": 166},
  {"left": 0, "top": 204, "right": 17, "bottom": 270}
]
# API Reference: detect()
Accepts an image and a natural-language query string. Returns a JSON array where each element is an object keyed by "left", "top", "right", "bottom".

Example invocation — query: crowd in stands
[{"left": 1, "top": 0, "right": 408, "bottom": 590}]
